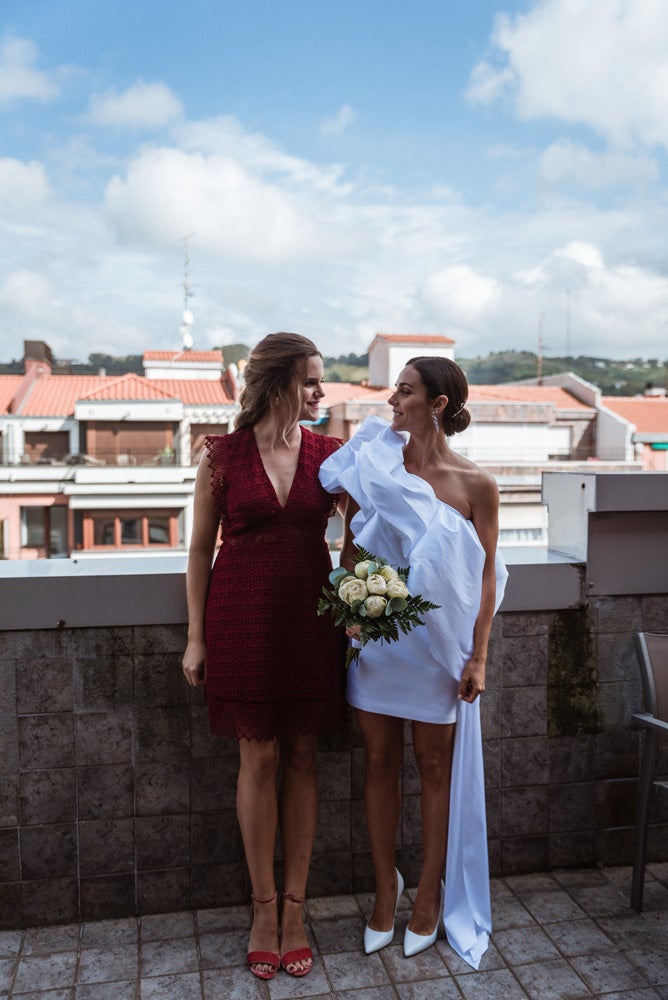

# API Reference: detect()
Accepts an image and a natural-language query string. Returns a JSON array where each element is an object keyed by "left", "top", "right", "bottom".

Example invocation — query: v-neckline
[{"left": 251, "top": 427, "right": 304, "bottom": 510}]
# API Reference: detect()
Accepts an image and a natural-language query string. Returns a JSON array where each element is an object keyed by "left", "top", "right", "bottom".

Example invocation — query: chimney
[{"left": 10, "top": 347, "right": 53, "bottom": 414}]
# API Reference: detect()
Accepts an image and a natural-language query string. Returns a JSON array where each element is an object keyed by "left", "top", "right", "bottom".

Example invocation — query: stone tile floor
[{"left": 1, "top": 865, "right": 667, "bottom": 999}]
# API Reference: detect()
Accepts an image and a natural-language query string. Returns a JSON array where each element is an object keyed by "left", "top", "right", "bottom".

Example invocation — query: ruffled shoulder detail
[{"left": 319, "top": 416, "right": 399, "bottom": 490}]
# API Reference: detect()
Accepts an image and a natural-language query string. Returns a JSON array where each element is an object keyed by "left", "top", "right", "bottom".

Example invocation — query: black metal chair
[{"left": 631, "top": 631, "right": 668, "bottom": 911}]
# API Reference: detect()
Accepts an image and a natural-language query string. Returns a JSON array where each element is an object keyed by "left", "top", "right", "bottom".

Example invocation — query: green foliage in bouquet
[{"left": 317, "top": 546, "right": 440, "bottom": 666}]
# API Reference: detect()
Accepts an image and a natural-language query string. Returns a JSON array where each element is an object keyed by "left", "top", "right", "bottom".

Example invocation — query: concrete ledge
[{"left": 0, "top": 551, "right": 585, "bottom": 630}]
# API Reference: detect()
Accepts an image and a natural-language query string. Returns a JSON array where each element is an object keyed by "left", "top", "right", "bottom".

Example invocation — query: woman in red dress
[{"left": 182, "top": 333, "right": 346, "bottom": 980}]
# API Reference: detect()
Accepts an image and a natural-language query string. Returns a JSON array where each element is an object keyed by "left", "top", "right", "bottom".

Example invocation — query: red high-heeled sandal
[
  {"left": 247, "top": 891, "right": 280, "bottom": 980},
  {"left": 280, "top": 891, "right": 313, "bottom": 977}
]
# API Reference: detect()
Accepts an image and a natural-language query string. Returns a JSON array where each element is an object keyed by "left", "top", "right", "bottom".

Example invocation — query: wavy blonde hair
[{"left": 235, "top": 332, "right": 321, "bottom": 444}]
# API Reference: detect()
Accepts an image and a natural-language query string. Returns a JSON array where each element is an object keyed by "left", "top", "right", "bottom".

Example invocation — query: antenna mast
[
  {"left": 179, "top": 235, "right": 195, "bottom": 350},
  {"left": 537, "top": 312, "right": 544, "bottom": 385}
]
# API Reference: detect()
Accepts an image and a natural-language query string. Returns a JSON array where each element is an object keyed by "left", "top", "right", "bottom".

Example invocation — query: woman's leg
[
  {"left": 278, "top": 732, "right": 319, "bottom": 974},
  {"left": 408, "top": 720, "right": 456, "bottom": 934},
  {"left": 237, "top": 737, "right": 281, "bottom": 972},
  {"left": 357, "top": 709, "right": 404, "bottom": 931}
]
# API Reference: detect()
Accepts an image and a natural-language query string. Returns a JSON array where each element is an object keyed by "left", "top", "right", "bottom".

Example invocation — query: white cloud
[
  {"left": 0, "top": 269, "right": 55, "bottom": 320},
  {"left": 0, "top": 159, "right": 51, "bottom": 211},
  {"left": 420, "top": 265, "right": 499, "bottom": 322},
  {"left": 0, "top": 33, "right": 59, "bottom": 103},
  {"left": 2, "top": 93, "right": 668, "bottom": 364},
  {"left": 177, "top": 115, "right": 351, "bottom": 194},
  {"left": 104, "top": 146, "right": 320, "bottom": 260},
  {"left": 467, "top": 0, "right": 668, "bottom": 150},
  {"left": 540, "top": 141, "right": 658, "bottom": 188},
  {"left": 87, "top": 81, "right": 183, "bottom": 129},
  {"left": 320, "top": 104, "right": 356, "bottom": 137},
  {"left": 510, "top": 240, "right": 668, "bottom": 356},
  {"left": 556, "top": 242, "right": 604, "bottom": 271}
]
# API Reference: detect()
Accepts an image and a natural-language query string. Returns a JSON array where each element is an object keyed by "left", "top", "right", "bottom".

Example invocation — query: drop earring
[{"left": 432, "top": 411, "right": 440, "bottom": 432}]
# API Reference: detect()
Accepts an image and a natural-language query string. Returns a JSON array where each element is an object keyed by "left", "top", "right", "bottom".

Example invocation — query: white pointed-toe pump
[
  {"left": 403, "top": 880, "right": 444, "bottom": 958},
  {"left": 364, "top": 869, "right": 404, "bottom": 955}
]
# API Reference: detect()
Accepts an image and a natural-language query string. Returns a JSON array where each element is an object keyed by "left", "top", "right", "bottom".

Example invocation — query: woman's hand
[
  {"left": 345, "top": 624, "right": 362, "bottom": 640},
  {"left": 182, "top": 639, "right": 206, "bottom": 687},
  {"left": 458, "top": 657, "right": 485, "bottom": 703}
]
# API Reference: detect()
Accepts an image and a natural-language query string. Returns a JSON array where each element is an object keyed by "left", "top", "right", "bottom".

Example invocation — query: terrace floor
[{"left": 1, "top": 865, "right": 667, "bottom": 999}]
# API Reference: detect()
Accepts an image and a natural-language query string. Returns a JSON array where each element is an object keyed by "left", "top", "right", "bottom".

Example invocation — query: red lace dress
[{"left": 204, "top": 427, "right": 347, "bottom": 740}]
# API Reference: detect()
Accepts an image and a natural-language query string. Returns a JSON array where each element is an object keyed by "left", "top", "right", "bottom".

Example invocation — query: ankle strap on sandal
[
  {"left": 282, "top": 891, "right": 305, "bottom": 904},
  {"left": 252, "top": 891, "right": 278, "bottom": 905}
]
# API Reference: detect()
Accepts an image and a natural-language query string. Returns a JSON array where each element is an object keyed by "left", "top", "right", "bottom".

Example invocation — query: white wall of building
[
  {"left": 597, "top": 405, "right": 634, "bottom": 460},
  {"left": 454, "top": 422, "right": 551, "bottom": 463},
  {"left": 368, "top": 342, "right": 455, "bottom": 389}
]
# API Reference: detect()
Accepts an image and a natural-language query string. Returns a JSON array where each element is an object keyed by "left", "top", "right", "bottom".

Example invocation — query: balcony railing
[
  {"left": 0, "top": 446, "right": 642, "bottom": 467},
  {"left": 1, "top": 449, "right": 182, "bottom": 467}
]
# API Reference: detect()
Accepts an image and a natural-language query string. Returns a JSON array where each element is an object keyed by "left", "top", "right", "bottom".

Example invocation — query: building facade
[{"left": 2, "top": 339, "right": 662, "bottom": 559}]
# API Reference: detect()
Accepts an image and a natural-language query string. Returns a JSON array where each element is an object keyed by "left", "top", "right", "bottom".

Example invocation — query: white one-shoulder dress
[{"left": 319, "top": 415, "right": 508, "bottom": 970}]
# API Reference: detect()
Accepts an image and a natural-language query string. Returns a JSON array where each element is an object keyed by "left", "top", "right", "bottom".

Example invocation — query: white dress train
[{"left": 319, "top": 415, "right": 508, "bottom": 969}]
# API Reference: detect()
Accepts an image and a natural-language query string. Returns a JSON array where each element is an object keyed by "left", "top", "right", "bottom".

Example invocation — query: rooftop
[
  {"left": 372, "top": 333, "right": 456, "bottom": 345},
  {"left": 602, "top": 395, "right": 668, "bottom": 433},
  {"left": 143, "top": 350, "right": 224, "bottom": 363}
]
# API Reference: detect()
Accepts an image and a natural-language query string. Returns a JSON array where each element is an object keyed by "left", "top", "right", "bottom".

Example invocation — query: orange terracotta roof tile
[
  {"left": 151, "top": 380, "right": 235, "bottom": 405},
  {"left": 0, "top": 375, "right": 23, "bottom": 414},
  {"left": 10, "top": 372, "right": 236, "bottom": 416},
  {"left": 321, "top": 380, "right": 590, "bottom": 411},
  {"left": 80, "top": 374, "right": 177, "bottom": 401},
  {"left": 469, "top": 385, "right": 592, "bottom": 410},
  {"left": 372, "top": 333, "right": 455, "bottom": 345},
  {"left": 18, "top": 376, "right": 111, "bottom": 416},
  {"left": 602, "top": 396, "right": 668, "bottom": 433},
  {"left": 143, "top": 350, "right": 223, "bottom": 363},
  {"left": 321, "top": 382, "right": 392, "bottom": 406}
]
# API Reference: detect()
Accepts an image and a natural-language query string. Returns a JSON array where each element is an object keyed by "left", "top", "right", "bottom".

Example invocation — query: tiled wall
[{"left": 1, "top": 596, "right": 667, "bottom": 929}]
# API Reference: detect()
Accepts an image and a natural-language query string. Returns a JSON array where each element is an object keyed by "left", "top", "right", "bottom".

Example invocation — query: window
[
  {"left": 547, "top": 426, "right": 572, "bottom": 459},
  {"left": 83, "top": 510, "right": 179, "bottom": 549},
  {"left": 498, "top": 527, "right": 546, "bottom": 545},
  {"left": 23, "top": 431, "right": 70, "bottom": 464},
  {"left": 21, "top": 506, "right": 68, "bottom": 556}
]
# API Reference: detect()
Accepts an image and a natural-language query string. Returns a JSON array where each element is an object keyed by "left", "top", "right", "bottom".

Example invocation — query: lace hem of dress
[{"left": 206, "top": 694, "right": 346, "bottom": 742}]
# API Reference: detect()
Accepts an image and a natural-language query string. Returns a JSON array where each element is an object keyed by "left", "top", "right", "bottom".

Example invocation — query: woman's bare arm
[
  {"left": 339, "top": 495, "right": 360, "bottom": 573},
  {"left": 182, "top": 455, "right": 220, "bottom": 686},
  {"left": 458, "top": 472, "right": 500, "bottom": 702}
]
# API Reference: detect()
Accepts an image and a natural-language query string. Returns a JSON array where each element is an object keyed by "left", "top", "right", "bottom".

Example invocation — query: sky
[{"left": 1, "top": 0, "right": 667, "bottom": 365}]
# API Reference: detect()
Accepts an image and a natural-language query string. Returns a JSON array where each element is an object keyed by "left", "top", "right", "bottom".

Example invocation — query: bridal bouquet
[{"left": 318, "top": 547, "right": 440, "bottom": 667}]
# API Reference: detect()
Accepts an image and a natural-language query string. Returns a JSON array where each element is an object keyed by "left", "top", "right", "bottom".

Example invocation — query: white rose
[
  {"left": 386, "top": 579, "right": 409, "bottom": 599},
  {"left": 339, "top": 577, "right": 368, "bottom": 605},
  {"left": 364, "top": 595, "right": 387, "bottom": 618},
  {"left": 354, "top": 560, "right": 374, "bottom": 580},
  {"left": 378, "top": 565, "right": 399, "bottom": 582},
  {"left": 366, "top": 573, "right": 387, "bottom": 595}
]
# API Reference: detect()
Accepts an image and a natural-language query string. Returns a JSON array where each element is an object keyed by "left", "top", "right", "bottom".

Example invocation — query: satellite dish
[
  {"left": 182, "top": 309, "right": 194, "bottom": 325},
  {"left": 182, "top": 330, "right": 194, "bottom": 349}
]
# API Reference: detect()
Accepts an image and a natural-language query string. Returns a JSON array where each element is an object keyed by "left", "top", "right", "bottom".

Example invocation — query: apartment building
[{"left": 1, "top": 337, "right": 659, "bottom": 558}]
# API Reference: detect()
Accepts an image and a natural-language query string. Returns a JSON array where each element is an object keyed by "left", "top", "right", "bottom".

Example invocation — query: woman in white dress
[{"left": 319, "top": 356, "right": 507, "bottom": 969}]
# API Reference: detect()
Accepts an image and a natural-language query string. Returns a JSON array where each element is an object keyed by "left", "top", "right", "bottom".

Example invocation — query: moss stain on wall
[{"left": 548, "top": 607, "right": 599, "bottom": 737}]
